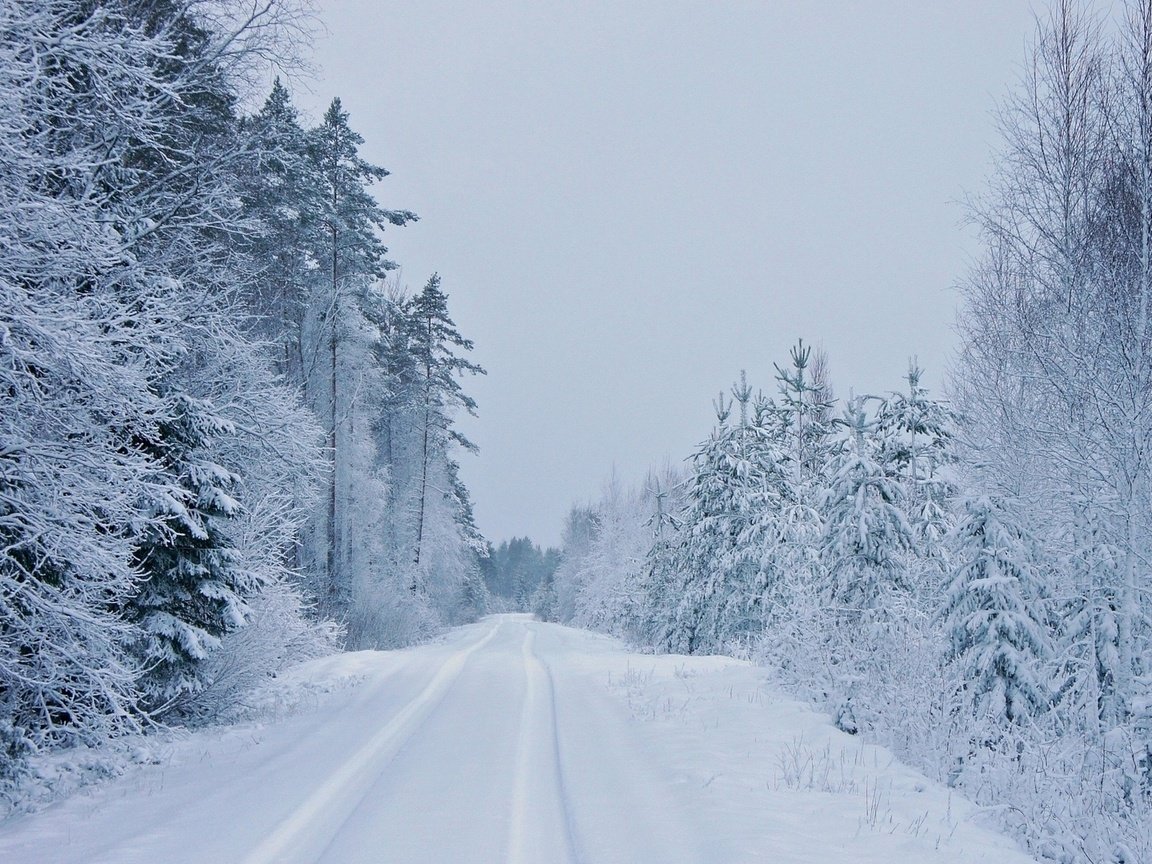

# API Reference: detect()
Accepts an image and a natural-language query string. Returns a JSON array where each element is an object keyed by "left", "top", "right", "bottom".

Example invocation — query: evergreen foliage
[
  {"left": 484, "top": 537, "right": 561, "bottom": 608},
  {"left": 821, "top": 397, "right": 914, "bottom": 614},
  {"left": 238, "top": 78, "right": 323, "bottom": 376},
  {"left": 658, "top": 378, "right": 792, "bottom": 653},
  {"left": 129, "top": 395, "right": 255, "bottom": 710},
  {"left": 406, "top": 275, "right": 485, "bottom": 581},
  {"left": 547, "top": 5, "right": 1152, "bottom": 842}
]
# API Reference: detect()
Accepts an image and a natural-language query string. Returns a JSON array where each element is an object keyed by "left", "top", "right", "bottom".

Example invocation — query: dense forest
[
  {"left": 0, "top": 0, "right": 489, "bottom": 784},
  {"left": 481, "top": 537, "right": 560, "bottom": 610},
  {"left": 548, "top": 4, "right": 1152, "bottom": 860}
]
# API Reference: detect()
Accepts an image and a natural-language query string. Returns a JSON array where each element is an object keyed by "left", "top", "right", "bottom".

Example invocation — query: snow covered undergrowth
[
  {"left": 1, "top": 647, "right": 377, "bottom": 821},
  {"left": 567, "top": 634, "right": 1035, "bottom": 863},
  {"left": 0, "top": 616, "right": 1035, "bottom": 863}
]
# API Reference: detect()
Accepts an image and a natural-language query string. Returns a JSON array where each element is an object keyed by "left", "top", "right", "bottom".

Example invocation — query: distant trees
[
  {"left": 549, "top": 469, "right": 683, "bottom": 641},
  {"left": 338, "top": 274, "right": 487, "bottom": 642},
  {"left": 484, "top": 536, "right": 561, "bottom": 612}
]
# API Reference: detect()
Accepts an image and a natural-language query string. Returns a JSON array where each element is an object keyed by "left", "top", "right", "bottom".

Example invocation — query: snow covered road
[{"left": 0, "top": 615, "right": 1035, "bottom": 863}]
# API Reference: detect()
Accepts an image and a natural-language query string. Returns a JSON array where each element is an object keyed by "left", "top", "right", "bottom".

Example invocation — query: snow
[{"left": 0, "top": 615, "right": 1036, "bottom": 863}]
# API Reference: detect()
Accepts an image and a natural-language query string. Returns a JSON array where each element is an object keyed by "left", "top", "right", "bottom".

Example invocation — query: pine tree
[
  {"left": 308, "top": 98, "right": 415, "bottom": 612},
  {"left": 634, "top": 473, "right": 686, "bottom": 646},
  {"left": 821, "top": 397, "right": 914, "bottom": 614},
  {"left": 446, "top": 458, "right": 490, "bottom": 620},
  {"left": 774, "top": 340, "right": 835, "bottom": 501},
  {"left": 405, "top": 275, "right": 485, "bottom": 588},
  {"left": 872, "top": 363, "right": 959, "bottom": 599},
  {"left": 874, "top": 363, "right": 957, "bottom": 512},
  {"left": 664, "top": 376, "right": 791, "bottom": 653},
  {"left": 239, "top": 79, "right": 324, "bottom": 379}
]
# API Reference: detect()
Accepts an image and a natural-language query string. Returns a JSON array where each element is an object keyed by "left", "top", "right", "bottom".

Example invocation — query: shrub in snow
[{"left": 177, "top": 578, "right": 342, "bottom": 723}]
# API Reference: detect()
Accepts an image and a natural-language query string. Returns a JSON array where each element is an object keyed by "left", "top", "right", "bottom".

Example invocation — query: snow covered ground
[{"left": 0, "top": 614, "right": 1036, "bottom": 863}]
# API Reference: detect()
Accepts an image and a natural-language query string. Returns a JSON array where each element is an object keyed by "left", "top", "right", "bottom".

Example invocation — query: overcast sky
[{"left": 293, "top": 1, "right": 1038, "bottom": 547}]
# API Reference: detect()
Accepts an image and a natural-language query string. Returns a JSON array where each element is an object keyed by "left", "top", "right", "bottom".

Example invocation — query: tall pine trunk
[
  {"left": 412, "top": 349, "right": 432, "bottom": 589},
  {"left": 327, "top": 211, "right": 339, "bottom": 607}
]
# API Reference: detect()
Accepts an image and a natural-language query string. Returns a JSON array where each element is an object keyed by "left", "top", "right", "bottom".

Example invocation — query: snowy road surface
[{"left": 0, "top": 615, "right": 1035, "bottom": 863}]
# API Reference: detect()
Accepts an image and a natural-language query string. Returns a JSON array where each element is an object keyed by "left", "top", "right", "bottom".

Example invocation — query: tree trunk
[
  {"left": 327, "top": 199, "right": 339, "bottom": 607},
  {"left": 412, "top": 317, "right": 434, "bottom": 591}
]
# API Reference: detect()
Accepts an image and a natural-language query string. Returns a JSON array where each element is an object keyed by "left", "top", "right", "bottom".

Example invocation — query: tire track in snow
[
  {"left": 508, "top": 625, "right": 578, "bottom": 864},
  {"left": 542, "top": 624, "right": 724, "bottom": 863},
  {"left": 543, "top": 645, "right": 586, "bottom": 863},
  {"left": 240, "top": 621, "right": 503, "bottom": 864}
]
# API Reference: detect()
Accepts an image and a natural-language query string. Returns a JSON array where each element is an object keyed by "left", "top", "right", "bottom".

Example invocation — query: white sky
[{"left": 293, "top": 1, "right": 1038, "bottom": 547}]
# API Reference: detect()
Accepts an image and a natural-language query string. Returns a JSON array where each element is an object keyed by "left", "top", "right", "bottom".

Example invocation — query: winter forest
[
  {"left": 1, "top": 0, "right": 492, "bottom": 769},
  {"left": 2, "top": 0, "right": 1152, "bottom": 862},
  {"left": 543, "top": 3, "right": 1152, "bottom": 858}
]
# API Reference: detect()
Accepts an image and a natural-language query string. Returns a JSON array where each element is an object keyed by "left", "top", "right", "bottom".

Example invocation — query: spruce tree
[
  {"left": 942, "top": 495, "right": 1050, "bottom": 725},
  {"left": 129, "top": 395, "right": 257, "bottom": 711},
  {"left": 0, "top": 0, "right": 175, "bottom": 758}
]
